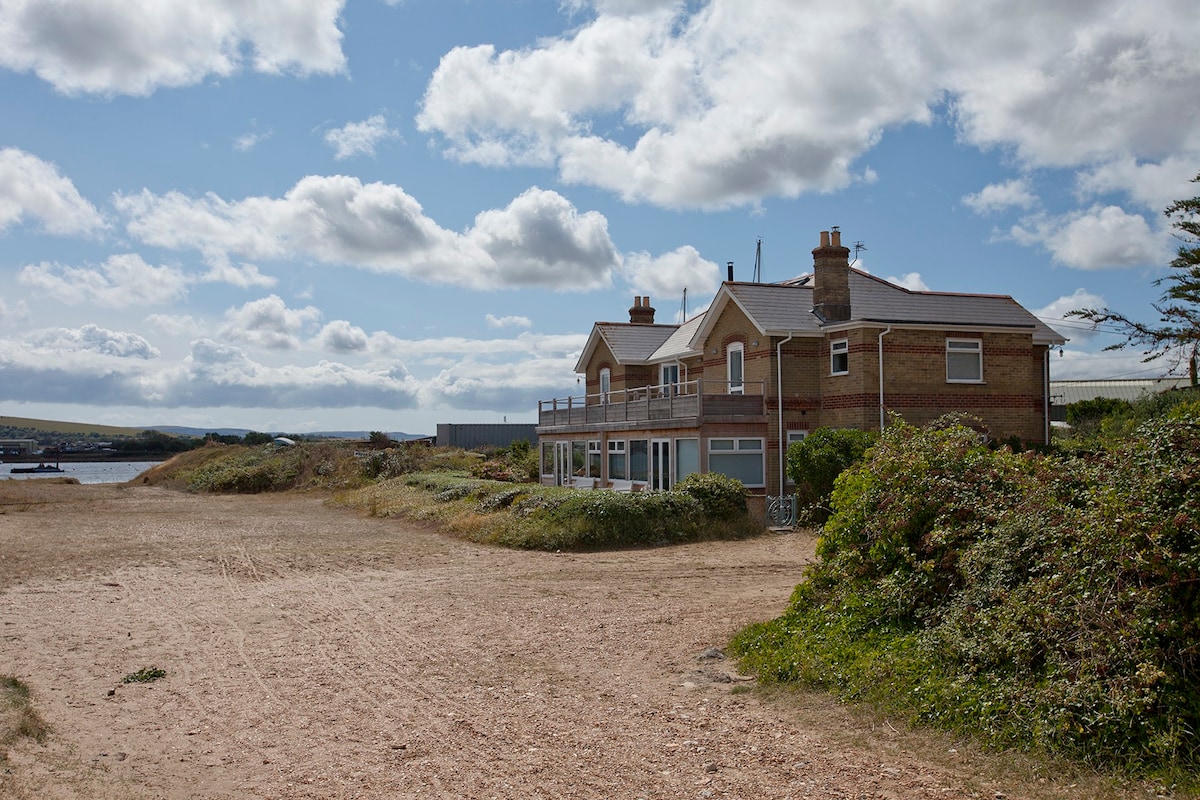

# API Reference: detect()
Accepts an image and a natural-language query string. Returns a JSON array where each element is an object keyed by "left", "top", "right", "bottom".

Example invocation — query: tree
[{"left": 1068, "top": 172, "right": 1200, "bottom": 384}]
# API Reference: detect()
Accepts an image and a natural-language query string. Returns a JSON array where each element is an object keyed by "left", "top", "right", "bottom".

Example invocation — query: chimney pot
[
  {"left": 831, "top": 229, "right": 842, "bottom": 248},
  {"left": 820, "top": 231, "right": 830, "bottom": 247}
]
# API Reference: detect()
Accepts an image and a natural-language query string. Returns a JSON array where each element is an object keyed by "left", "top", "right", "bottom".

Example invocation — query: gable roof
[{"left": 573, "top": 322, "right": 678, "bottom": 372}]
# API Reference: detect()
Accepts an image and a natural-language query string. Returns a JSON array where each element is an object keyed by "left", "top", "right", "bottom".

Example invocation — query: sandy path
[{"left": 0, "top": 483, "right": 1031, "bottom": 799}]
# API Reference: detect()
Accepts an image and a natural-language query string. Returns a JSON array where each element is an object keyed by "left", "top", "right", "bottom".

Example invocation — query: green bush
[
  {"left": 731, "top": 414, "right": 1200, "bottom": 770},
  {"left": 674, "top": 472, "right": 747, "bottom": 520},
  {"left": 785, "top": 427, "right": 877, "bottom": 523}
]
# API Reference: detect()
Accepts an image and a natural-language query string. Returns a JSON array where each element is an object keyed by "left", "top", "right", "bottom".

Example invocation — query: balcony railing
[{"left": 538, "top": 379, "right": 766, "bottom": 428}]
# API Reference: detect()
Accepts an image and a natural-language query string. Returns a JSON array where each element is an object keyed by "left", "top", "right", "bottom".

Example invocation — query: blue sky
[{"left": 1, "top": 0, "right": 1198, "bottom": 435}]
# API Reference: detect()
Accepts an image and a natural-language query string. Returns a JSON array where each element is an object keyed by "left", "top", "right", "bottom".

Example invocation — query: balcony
[{"left": 538, "top": 379, "right": 766, "bottom": 430}]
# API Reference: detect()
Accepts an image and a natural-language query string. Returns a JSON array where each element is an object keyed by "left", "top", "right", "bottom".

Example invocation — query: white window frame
[
  {"left": 599, "top": 368, "right": 611, "bottom": 404},
  {"left": 587, "top": 440, "right": 602, "bottom": 477},
  {"left": 660, "top": 363, "right": 680, "bottom": 396},
  {"left": 706, "top": 437, "right": 765, "bottom": 488},
  {"left": 830, "top": 338, "right": 849, "bottom": 376},
  {"left": 946, "top": 338, "right": 983, "bottom": 383},
  {"left": 727, "top": 342, "right": 745, "bottom": 394},
  {"left": 607, "top": 438, "right": 627, "bottom": 480}
]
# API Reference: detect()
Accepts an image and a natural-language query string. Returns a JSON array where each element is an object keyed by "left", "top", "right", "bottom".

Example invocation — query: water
[{"left": 3, "top": 461, "right": 162, "bottom": 485}]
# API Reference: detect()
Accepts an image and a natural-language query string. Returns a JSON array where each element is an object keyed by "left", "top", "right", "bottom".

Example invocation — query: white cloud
[
  {"left": 234, "top": 127, "right": 273, "bottom": 152},
  {"left": 145, "top": 313, "right": 204, "bottom": 339},
  {"left": 18, "top": 253, "right": 188, "bottom": 307},
  {"left": 324, "top": 115, "right": 399, "bottom": 160},
  {"left": 218, "top": 295, "right": 322, "bottom": 351},
  {"left": 885, "top": 272, "right": 929, "bottom": 291},
  {"left": 0, "top": 148, "right": 105, "bottom": 235},
  {"left": 26, "top": 323, "right": 158, "bottom": 359},
  {"left": 316, "top": 320, "right": 370, "bottom": 353},
  {"left": 423, "top": 354, "right": 580, "bottom": 412},
  {"left": 416, "top": 0, "right": 1200, "bottom": 210},
  {"left": 0, "top": 0, "right": 347, "bottom": 96},
  {"left": 620, "top": 245, "right": 720, "bottom": 304},
  {"left": 1032, "top": 288, "right": 1108, "bottom": 342},
  {"left": 485, "top": 314, "right": 532, "bottom": 329},
  {"left": 116, "top": 178, "right": 620, "bottom": 291},
  {"left": 962, "top": 179, "right": 1038, "bottom": 215},
  {"left": 1010, "top": 205, "right": 1169, "bottom": 270},
  {"left": 1075, "top": 157, "right": 1200, "bottom": 212}
]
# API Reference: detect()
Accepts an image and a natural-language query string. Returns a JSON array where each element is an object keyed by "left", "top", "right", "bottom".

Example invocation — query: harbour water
[{"left": 3, "top": 461, "right": 162, "bottom": 485}]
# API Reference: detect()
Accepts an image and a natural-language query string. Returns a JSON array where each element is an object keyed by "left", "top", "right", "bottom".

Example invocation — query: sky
[{"left": 1, "top": 0, "right": 1199, "bottom": 436}]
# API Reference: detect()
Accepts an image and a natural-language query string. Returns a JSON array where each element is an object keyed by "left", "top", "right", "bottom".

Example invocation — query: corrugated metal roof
[{"left": 1050, "top": 378, "right": 1193, "bottom": 405}]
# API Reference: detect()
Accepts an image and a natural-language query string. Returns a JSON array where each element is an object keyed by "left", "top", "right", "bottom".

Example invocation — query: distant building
[
  {"left": 436, "top": 423, "right": 537, "bottom": 450},
  {"left": 0, "top": 439, "right": 38, "bottom": 457},
  {"left": 1050, "top": 377, "right": 1195, "bottom": 422}
]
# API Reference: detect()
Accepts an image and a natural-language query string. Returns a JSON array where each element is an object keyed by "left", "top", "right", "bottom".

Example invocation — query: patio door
[
  {"left": 555, "top": 441, "right": 572, "bottom": 486},
  {"left": 650, "top": 439, "right": 672, "bottom": 491}
]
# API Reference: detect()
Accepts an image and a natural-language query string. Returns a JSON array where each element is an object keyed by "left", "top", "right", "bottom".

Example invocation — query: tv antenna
[
  {"left": 752, "top": 237, "right": 763, "bottom": 283},
  {"left": 851, "top": 240, "right": 867, "bottom": 267},
  {"left": 679, "top": 287, "right": 688, "bottom": 321}
]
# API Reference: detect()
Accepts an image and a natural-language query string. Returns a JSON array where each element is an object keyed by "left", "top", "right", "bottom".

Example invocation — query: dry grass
[{"left": 0, "top": 676, "right": 48, "bottom": 760}]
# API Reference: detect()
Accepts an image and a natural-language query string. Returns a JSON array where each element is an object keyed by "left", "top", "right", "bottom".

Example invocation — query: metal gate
[{"left": 766, "top": 494, "right": 797, "bottom": 528}]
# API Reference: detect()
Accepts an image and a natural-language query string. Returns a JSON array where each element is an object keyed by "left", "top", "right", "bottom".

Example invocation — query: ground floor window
[
  {"left": 675, "top": 438, "right": 699, "bottom": 481},
  {"left": 588, "top": 440, "right": 601, "bottom": 477},
  {"left": 629, "top": 439, "right": 649, "bottom": 482},
  {"left": 608, "top": 439, "right": 627, "bottom": 480},
  {"left": 707, "top": 437, "right": 764, "bottom": 487},
  {"left": 541, "top": 440, "right": 555, "bottom": 478}
]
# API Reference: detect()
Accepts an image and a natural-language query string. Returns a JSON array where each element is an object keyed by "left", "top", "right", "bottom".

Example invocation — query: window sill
[{"left": 946, "top": 379, "right": 986, "bottom": 385}]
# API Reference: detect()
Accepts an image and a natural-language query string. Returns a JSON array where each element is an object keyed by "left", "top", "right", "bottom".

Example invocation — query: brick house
[{"left": 536, "top": 229, "right": 1066, "bottom": 502}]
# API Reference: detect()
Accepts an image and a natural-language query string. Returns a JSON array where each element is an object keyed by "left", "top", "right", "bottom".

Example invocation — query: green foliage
[
  {"left": 242, "top": 431, "right": 274, "bottom": 446},
  {"left": 674, "top": 472, "right": 748, "bottom": 520},
  {"left": 469, "top": 440, "right": 539, "bottom": 483},
  {"left": 785, "top": 427, "right": 877, "bottom": 523},
  {"left": 122, "top": 666, "right": 166, "bottom": 684},
  {"left": 1069, "top": 172, "right": 1200, "bottom": 379},
  {"left": 1065, "top": 396, "right": 1134, "bottom": 428},
  {"left": 731, "top": 413, "right": 1200, "bottom": 770},
  {"left": 352, "top": 470, "right": 762, "bottom": 551}
]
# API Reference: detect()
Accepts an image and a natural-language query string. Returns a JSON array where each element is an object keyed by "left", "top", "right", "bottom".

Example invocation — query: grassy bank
[{"left": 142, "top": 440, "right": 765, "bottom": 551}]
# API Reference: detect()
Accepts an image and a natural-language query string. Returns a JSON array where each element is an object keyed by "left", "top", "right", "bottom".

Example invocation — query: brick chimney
[
  {"left": 812, "top": 228, "right": 851, "bottom": 322},
  {"left": 628, "top": 295, "right": 656, "bottom": 324}
]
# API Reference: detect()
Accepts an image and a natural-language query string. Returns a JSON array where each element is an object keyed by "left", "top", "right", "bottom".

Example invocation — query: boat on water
[{"left": 10, "top": 462, "right": 65, "bottom": 474}]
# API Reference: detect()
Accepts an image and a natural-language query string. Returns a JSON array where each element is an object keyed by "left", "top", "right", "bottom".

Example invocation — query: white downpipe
[
  {"left": 777, "top": 332, "right": 795, "bottom": 495},
  {"left": 1044, "top": 348, "right": 1051, "bottom": 445},
  {"left": 878, "top": 326, "right": 892, "bottom": 431}
]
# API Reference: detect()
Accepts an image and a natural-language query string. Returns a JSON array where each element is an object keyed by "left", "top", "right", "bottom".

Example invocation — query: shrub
[
  {"left": 731, "top": 414, "right": 1200, "bottom": 770},
  {"left": 674, "top": 472, "right": 747, "bottom": 520},
  {"left": 785, "top": 427, "right": 876, "bottom": 523}
]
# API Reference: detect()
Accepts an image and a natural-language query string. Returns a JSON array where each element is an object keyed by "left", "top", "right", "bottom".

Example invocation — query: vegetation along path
[{"left": 0, "top": 481, "right": 1163, "bottom": 799}]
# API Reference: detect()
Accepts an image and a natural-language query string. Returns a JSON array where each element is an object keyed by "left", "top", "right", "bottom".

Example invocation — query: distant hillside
[
  {"left": 0, "top": 416, "right": 429, "bottom": 442},
  {"left": 148, "top": 426, "right": 429, "bottom": 440},
  {"left": 0, "top": 415, "right": 145, "bottom": 437}
]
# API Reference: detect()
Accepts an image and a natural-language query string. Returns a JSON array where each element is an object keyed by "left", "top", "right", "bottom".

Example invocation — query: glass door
[
  {"left": 650, "top": 439, "right": 672, "bottom": 491},
  {"left": 555, "top": 441, "right": 572, "bottom": 486}
]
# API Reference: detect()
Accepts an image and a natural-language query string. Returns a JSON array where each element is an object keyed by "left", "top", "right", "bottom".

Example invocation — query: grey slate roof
[
  {"left": 574, "top": 268, "right": 1065, "bottom": 374},
  {"left": 708, "top": 270, "right": 1066, "bottom": 346}
]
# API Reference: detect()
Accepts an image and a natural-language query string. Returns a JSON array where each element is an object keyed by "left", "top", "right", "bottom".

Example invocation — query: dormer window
[{"left": 599, "top": 368, "right": 611, "bottom": 403}]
